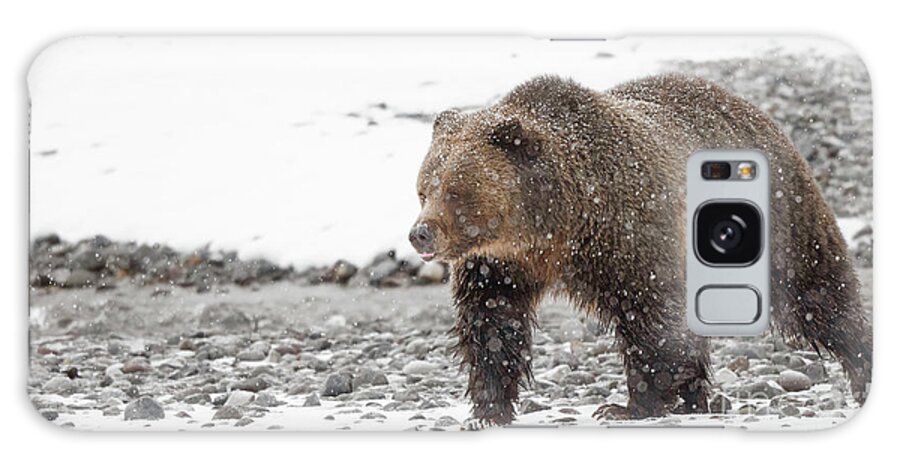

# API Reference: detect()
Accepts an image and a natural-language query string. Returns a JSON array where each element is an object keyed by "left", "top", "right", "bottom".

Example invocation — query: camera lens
[
  {"left": 710, "top": 218, "right": 743, "bottom": 251},
  {"left": 695, "top": 202, "right": 762, "bottom": 265}
]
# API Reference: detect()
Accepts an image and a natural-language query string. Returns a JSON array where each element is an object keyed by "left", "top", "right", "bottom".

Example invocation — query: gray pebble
[{"left": 124, "top": 397, "right": 165, "bottom": 421}]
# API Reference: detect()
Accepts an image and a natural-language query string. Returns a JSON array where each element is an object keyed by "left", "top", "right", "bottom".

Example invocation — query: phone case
[{"left": 27, "top": 36, "right": 872, "bottom": 431}]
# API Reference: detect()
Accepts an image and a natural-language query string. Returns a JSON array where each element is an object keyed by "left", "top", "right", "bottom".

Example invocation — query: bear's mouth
[{"left": 419, "top": 252, "right": 436, "bottom": 262}]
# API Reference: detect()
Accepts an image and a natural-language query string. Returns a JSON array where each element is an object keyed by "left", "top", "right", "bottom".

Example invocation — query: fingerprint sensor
[{"left": 696, "top": 286, "right": 761, "bottom": 324}]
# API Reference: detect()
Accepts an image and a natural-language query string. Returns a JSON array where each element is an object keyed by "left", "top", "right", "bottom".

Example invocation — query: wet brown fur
[{"left": 413, "top": 74, "right": 872, "bottom": 425}]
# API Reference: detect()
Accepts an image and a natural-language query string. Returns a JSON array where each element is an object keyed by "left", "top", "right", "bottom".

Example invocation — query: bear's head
[{"left": 409, "top": 107, "right": 556, "bottom": 264}]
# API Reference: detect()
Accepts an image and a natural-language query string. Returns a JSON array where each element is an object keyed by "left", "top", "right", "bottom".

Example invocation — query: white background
[{"left": 2, "top": 0, "right": 895, "bottom": 462}]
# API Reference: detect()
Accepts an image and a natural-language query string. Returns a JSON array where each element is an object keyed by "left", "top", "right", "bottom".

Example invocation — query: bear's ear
[
  {"left": 433, "top": 109, "right": 462, "bottom": 135},
  {"left": 488, "top": 118, "right": 541, "bottom": 162}
]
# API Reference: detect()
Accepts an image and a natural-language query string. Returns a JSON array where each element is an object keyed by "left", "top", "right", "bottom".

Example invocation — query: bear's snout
[{"left": 408, "top": 223, "right": 436, "bottom": 260}]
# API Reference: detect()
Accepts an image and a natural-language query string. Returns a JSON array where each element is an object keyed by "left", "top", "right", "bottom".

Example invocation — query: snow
[{"left": 28, "top": 36, "right": 859, "bottom": 267}]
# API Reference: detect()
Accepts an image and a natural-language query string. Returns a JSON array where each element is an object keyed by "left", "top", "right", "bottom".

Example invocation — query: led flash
[{"left": 737, "top": 162, "right": 756, "bottom": 180}]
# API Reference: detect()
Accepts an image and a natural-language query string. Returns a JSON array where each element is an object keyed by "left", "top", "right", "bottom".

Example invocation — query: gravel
[{"left": 124, "top": 397, "right": 165, "bottom": 421}]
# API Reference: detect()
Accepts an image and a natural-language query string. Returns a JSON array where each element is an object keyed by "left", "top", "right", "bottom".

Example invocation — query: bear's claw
[{"left": 592, "top": 403, "right": 633, "bottom": 421}]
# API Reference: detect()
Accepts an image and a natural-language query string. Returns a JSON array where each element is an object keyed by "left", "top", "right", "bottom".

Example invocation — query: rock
[
  {"left": 780, "top": 404, "right": 801, "bottom": 417},
  {"left": 70, "top": 248, "right": 107, "bottom": 272},
  {"left": 224, "top": 390, "right": 255, "bottom": 407},
  {"left": 124, "top": 397, "right": 165, "bottom": 421},
  {"left": 198, "top": 303, "right": 252, "bottom": 332},
  {"left": 41, "top": 411, "right": 59, "bottom": 421},
  {"left": 234, "top": 417, "right": 254, "bottom": 427},
  {"left": 561, "top": 371, "right": 595, "bottom": 386},
  {"left": 434, "top": 416, "right": 460, "bottom": 427},
  {"left": 64, "top": 269, "right": 99, "bottom": 288},
  {"left": 714, "top": 367, "right": 739, "bottom": 386},
  {"left": 42, "top": 376, "right": 77, "bottom": 395},
  {"left": 777, "top": 370, "right": 812, "bottom": 392},
  {"left": 727, "top": 356, "right": 750, "bottom": 373},
  {"left": 709, "top": 393, "right": 732, "bottom": 413},
  {"left": 184, "top": 393, "right": 211, "bottom": 405},
  {"left": 254, "top": 392, "right": 285, "bottom": 407},
  {"left": 121, "top": 357, "right": 152, "bottom": 374},
  {"left": 551, "top": 351, "right": 580, "bottom": 369},
  {"left": 402, "top": 360, "right": 438, "bottom": 376},
  {"left": 393, "top": 390, "right": 420, "bottom": 402},
  {"left": 321, "top": 373, "right": 353, "bottom": 397},
  {"left": 738, "top": 380, "right": 786, "bottom": 399},
  {"left": 360, "top": 412, "right": 387, "bottom": 420},
  {"left": 537, "top": 365, "right": 572, "bottom": 384},
  {"left": 236, "top": 348, "right": 266, "bottom": 362},
  {"left": 802, "top": 362, "right": 828, "bottom": 384},
  {"left": 230, "top": 377, "right": 270, "bottom": 392},
  {"left": 213, "top": 406, "right": 243, "bottom": 420},
  {"left": 322, "top": 260, "right": 358, "bottom": 284},
  {"left": 353, "top": 369, "right": 389, "bottom": 388},
  {"left": 303, "top": 393, "right": 322, "bottom": 407},
  {"left": 367, "top": 259, "right": 400, "bottom": 286},
  {"left": 415, "top": 261, "right": 446, "bottom": 284},
  {"left": 519, "top": 399, "right": 551, "bottom": 415}
]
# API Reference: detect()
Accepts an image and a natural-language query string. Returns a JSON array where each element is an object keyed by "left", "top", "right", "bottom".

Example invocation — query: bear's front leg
[{"left": 451, "top": 256, "right": 544, "bottom": 426}]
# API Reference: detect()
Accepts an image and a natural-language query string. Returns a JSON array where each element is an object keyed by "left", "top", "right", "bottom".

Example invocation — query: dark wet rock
[
  {"left": 124, "top": 397, "right": 165, "bottom": 421},
  {"left": 41, "top": 410, "right": 59, "bottom": 421},
  {"left": 321, "top": 373, "right": 353, "bottom": 397},
  {"left": 234, "top": 417, "right": 254, "bottom": 427},
  {"left": 360, "top": 412, "right": 387, "bottom": 420}
]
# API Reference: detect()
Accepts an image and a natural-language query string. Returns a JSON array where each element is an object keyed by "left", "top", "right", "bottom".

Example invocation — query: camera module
[{"left": 695, "top": 202, "right": 762, "bottom": 265}]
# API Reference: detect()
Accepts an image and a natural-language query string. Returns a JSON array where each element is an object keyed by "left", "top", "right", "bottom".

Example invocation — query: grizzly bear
[{"left": 408, "top": 74, "right": 872, "bottom": 426}]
